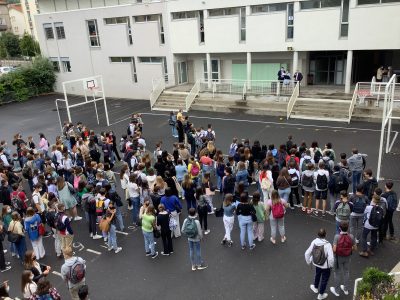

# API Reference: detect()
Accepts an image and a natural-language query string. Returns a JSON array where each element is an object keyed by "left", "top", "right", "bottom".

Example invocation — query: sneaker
[
  {"left": 74, "top": 216, "right": 83, "bottom": 221},
  {"left": 191, "top": 265, "right": 197, "bottom": 271},
  {"left": 302, "top": 207, "right": 306, "bottom": 212},
  {"left": 115, "top": 247, "right": 122, "bottom": 254},
  {"left": 355, "top": 239, "right": 359, "bottom": 244},
  {"left": 161, "top": 252, "right": 170, "bottom": 256},
  {"left": 221, "top": 239, "right": 227, "bottom": 245},
  {"left": 281, "top": 236, "right": 286, "bottom": 243},
  {"left": 359, "top": 251, "right": 369, "bottom": 258},
  {"left": 228, "top": 240, "right": 233, "bottom": 247},
  {"left": 327, "top": 211, "right": 334, "bottom": 216},
  {"left": 330, "top": 287, "right": 339, "bottom": 297},
  {"left": 3, "top": 250, "right": 6, "bottom": 254},
  {"left": 93, "top": 234, "right": 102, "bottom": 240},
  {"left": 313, "top": 210, "right": 319, "bottom": 216},
  {"left": 204, "top": 230, "right": 210, "bottom": 235},
  {"left": 104, "top": 237, "right": 108, "bottom": 242},
  {"left": 310, "top": 284, "right": 318, "bottom": 294},
  {"left": 307, "top": 209, "right": 312, "bottom": 214},
  {"left": 5, "top": 262, "right": 10, "bottom": 266},
  {"left": 290, "top": 206, "right": 295, "bottom": 210},
  {"left": 207, "top": 211, "right": 214, "bottom": 215},
  {"left": 367, "top": 249, "right": 375, "bottom": 256},
  {"left": 241, "top": 246, "right": 246, "bottom": 250},
  {"left": 249, "top": 244, "right": 256, "bottom": 250},
  {"left": 294, "top": 204, "right": 301, "bottom": 208},
  {"left": 11, "top": 253, "right": 15, "bottom": 257},
  {"left": 108, "top": 247, "right": 113, "bottom": 251},
  {"left": 317, "top": 293, "right": 328, "bottom": 300},
  {"left": 151, "top": 252, "right": 158, "bottom": 259},
  {"left": 340, "top": 285, "right": 349, "bottom": 296},
  {"left": 127, "top": 205, "right": 133, "bottom": 210},
  {"left": 145, "top": 252, "right": 152, "bottom": 257},
  {"left": 0, "top": 266, "right": 11, "bottom": 272},
  {"left": 367, "top": 241, "right": 370, "bottom": 246},
  {"left": 90, "top": 233, "right": 93, "bottom": 238},
  {"left": 270, "top": 237, "right": 276, "bottom": 245},
  {"left": 322, "top": 211, "right": 326, "bottom": 217},
  {"left": 197, "top": 264, "right": 208, "bottom": 270}
]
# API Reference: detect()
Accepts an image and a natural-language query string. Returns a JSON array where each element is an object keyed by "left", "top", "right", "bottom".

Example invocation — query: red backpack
[
  {"left": 271, "top": 201, "right": 285, "bottom": 219},
  {"left": 191, "top": 164, "right": 200, "bottom": 177},
  {"left": 336, "top": 234, "right": 352, "bottom": 257}
]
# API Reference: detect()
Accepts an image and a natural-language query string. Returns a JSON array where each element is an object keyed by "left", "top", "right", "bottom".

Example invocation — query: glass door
[{"left": 178, "top": 61, "right": 188, "bottom": 85}]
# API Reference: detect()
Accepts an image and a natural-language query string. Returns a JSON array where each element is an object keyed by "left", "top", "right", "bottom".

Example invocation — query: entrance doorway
[
  {"left": 177, "top": 61, "right": 188, "bottom": 85},
  {"left": 309, "top": 51, "right": 346, "bottom": 85}
]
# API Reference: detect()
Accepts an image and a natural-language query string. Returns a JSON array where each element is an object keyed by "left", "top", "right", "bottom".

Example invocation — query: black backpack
[
  {"left": 89, "top": 149, "right": 100, "bottom": 161},
  {"left": 312, "top": 243, "right": 327, "bottom": 266},
  {"left": 316, "top": 173, "right": 328, "bottom": 190},
  {"left": 46, "top": 211, "right": 57, "bottom": 229},
  {"left": 314, "top": 149, "right": 322, "bottom": 164},
  {"left": 368, "top": 205, "right": 384, "bottom": 227},
  {"left": 289, "top": 171, "right": 299, "bottom": 187},
  {"left": 333, "top": 173, "right": 348, "bottom": 193},
  {"left": 302, "top": 173, "right": 313, "bottom": 188},
  {"left": 56, "top": 213, "right": 67, "bottom": 231}
]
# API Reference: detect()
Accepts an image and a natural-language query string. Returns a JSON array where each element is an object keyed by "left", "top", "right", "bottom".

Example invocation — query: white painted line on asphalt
[
  {"left": 52, "top": 271, "right": 63, "bottom": 278},
  {"left": 86, "top": 249, "right": 102, "bottom": 255},
  {"left": 116, "top": 230, "right": 129, "bottom": 236},
  {"left": 100, "top": 245, "right": 108, "bottom": 249},
  {"left": 110, "top": 112, "right": 393, "bottom": 133}
]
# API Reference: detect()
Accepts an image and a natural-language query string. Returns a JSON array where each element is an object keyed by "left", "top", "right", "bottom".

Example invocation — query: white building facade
[
  {"left": 35, "top": 0, "right": 400, "bottom": 99},
  {"left": 8, "top": 4, "right": 28, "bottom": 37}
]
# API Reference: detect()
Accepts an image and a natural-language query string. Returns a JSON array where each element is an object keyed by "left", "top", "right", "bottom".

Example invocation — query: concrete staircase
[
  {"left": 152, "top": 91, "right": 188, "bottom": 112},
  {"left": 290, "top": 97, "right": 351, "bottom": 123}
]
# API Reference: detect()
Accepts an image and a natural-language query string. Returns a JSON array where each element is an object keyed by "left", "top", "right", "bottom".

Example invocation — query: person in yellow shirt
[{"left": 188, "top": 157, "right": 201, "bottom": 186}]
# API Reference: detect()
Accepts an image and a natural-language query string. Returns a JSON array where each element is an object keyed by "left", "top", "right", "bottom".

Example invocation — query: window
[
  {"left": 138, "top": 57, "right": 163, "bottom": 63},
  {"left": 340, "top": 0, "right": 349, "bottom": 37},
  {"left": 301, "top": 0, "right": 341, "bottom": 9},
  {"left": 208, "top": 7, "right": 240, "bottom": 17},
  {"left": 60, "top": 57, "right": 71, "bottom": 72},
  {"left": 50, "top": 57, "right": 60, "bottom": 72},
  {"left": 43, "top": 23, "right": 54, "bottom": 39},
  {"left": 171, "top": 11, "right": 197, "bottom": 19},
  {"left": 203, "top": 59, "right": 220, "bottom": 81},
  {"left": 104, "top": 17, "right": 128, "bottom": 25},
  {"left": 251, "top": 3, "right": 287, "bottom": 13},
  {"left": 87, "top": 20, "right": 100, "bottom": 47},
  {"left": 287, "top": 3, "right": 294, "bottom": 39},
  {"left": 134, "top": 15, "right": 159, "bottom": 23},
  {"left": 54, "top": 22, "right": 65, "bottom": 39},
  {"left": 159, "top": 15, "right": 165, "bottom": 44},
  {"left": 239, "top": 7, "right": 246, "bottom": 42},
  {"left": 109, "top": 57, "right": 137, "bottom": 82}
]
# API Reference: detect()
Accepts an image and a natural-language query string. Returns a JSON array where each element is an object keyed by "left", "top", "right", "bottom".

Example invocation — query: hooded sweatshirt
[
  {"left": 347, "top": 153, "right": 367, "bottom": 172},
  {"left": 61, "top": 256, "right": 86, "bottom": 289},
  {"left": 305, "top": 237, "right": 334, "bottom": 269},
  {"left": 24, "top": 214, "right": 41, "bottom": 241}
]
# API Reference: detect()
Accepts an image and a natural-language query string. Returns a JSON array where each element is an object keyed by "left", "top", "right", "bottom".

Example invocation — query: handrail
[
  {"left": 353, "top": 271, "right": 400, "bottom": 300},
  {"left": 149, "top": 77, "right": 165, "bottom": 110},
  {"left": 286, "top": 82, "right": 299, "bottom": 119},
  {"left": 348, "top": 82, "right": 359, "bottom": 124},
  {"left": 185, "top": 79, "right": 200, "bottom": 111},
  {"left": 242, "top": 82, "right": 246, "bottom": 100}
]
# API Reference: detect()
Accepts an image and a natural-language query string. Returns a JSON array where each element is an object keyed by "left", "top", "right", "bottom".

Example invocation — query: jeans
[
  {"left": 314, "top": 267, "right": 331, "bottom": 294},
  {"left": 186, "top": 198, "right": 197, "bottom": 211},
  {"left": 171, "top": 125, "right": 178, "bottom": 137},
  {"left": 217, "top": 175, "right": 223, "bottom": 191},
  {"left": 352, "top": 171, "right": 362, "bottom": 193},
  {"left": 278, "top": 187, "right": 291, "bottom": 202},
  {"left": 188, "top": 240, "right": 203, "bottom": 267},
  {"left": 361, "top": 227, "right": 377, "bottom": 252},
  {"left": 383, "top": 210, "right": 395, "bottom": 237},
  {"left": 350, "top": 215, "right": 363, "bottom": 242},
  {"left": 333, "top": 256, "right": 350, "bottom": 292},
  {"left": 108, "top": 224, "right": 118, "bottom": 250},
  {"left": 238, "top": 215, "right": 254, "bottom": 247},
  {"left": 14, "top": 236, "right": 27, "bottom": 262},
  {"left": 223, "top": 215, "right": 234, "bottom": 241},
  {"left": 131, "top": 197, "right": 140, "bottom": 225},
  {"left": 142, "top": 230, "right": 155, "bottom": 255},
  {"left": 52, "top": 229, "right": 61, "bottom": 256},
  {"left": 269, "top": 216, "right": 285, "bottom": 239},
  {"left": 115, "top": 206, "right": 125, "bottom": 231}
]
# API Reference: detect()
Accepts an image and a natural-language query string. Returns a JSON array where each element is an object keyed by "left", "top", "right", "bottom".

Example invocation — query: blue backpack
[{"left": 351, "top": 195, "right": 367, "bottom": 214}]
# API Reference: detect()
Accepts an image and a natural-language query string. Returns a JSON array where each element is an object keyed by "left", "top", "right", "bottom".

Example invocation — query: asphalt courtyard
[{"left": 0, "top": 95, "right": 400, "bottom": 300}]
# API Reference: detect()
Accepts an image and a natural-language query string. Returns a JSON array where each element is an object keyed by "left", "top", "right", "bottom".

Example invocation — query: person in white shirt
[
  {"left": 22, "top": 270, "right": 37, "bottom": 299},
  {"left": 359, "top": 195, "right": 380, "bottom": 258},
  {"left": 314, "top": 161, "right": 330, "bottom": 217},
  {"left": 0, "top": 147, "right": 9, "bottom": 168},
  {"left": 128, "top": 174, "right": 140, "bottom": 226},
  {"left": 305, "top": 228, "right": 334, "bottom": 300}
]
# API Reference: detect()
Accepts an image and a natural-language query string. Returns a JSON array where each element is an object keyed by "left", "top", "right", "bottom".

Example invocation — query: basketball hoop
[
  {"left": 88, "top": 86, "right": 100, "bottom": 95},
  {"left": 357, "top": 89, "right": 372, "bottom": 105}
]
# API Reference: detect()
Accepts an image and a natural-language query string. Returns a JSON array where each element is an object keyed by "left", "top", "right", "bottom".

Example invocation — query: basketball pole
[
  {"left": 63, "top": 82, "right": 72, "bottom": 123},
  {"left": 91, "top": 88, "right": 100, "bottom": 125},
  {"left": 101, "top": 76, "right": 110, "bottom": 126}
]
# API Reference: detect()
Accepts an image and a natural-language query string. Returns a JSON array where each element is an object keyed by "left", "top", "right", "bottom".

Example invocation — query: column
[
  {"left": 292, "top": 51, "right": 299, "bottom": 74},
  {"left": 246, "top": 52, "right": 251, "bottom": 88},
  {"left": 345, "top": 50, "right": 353, "bottom": 94},
  {"left": 206, "top": 53, "right": 212, "bottom": 89}
]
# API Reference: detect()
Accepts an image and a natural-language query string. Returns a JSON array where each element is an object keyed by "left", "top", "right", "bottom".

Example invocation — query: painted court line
[
  {"left": 110, "top": 111, "right": 395, "bottom": 133},
  {"left": 116, "top": 230, "right": 129, "bottom": 235},
  {"left": 86, "top": 249, "right": 102, "bottom": 255},
  {"left": 52, "top": 271, "right": 63, "bottom": 278},
  {"left": 100, "top": 245, "right": 108, "bottom": 249}
]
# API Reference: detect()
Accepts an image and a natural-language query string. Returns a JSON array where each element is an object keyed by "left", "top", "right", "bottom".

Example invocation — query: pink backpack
[
  {"left": 73, "top": 176, "right": 80, "bottom": 189},
  {"left": 271, "top": 201, "right": 285, "bottom": 219}
]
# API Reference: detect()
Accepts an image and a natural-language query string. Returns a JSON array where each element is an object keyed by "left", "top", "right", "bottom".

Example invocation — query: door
[{"left": 178, "top": 61, "right": 188, "bottom": 85}]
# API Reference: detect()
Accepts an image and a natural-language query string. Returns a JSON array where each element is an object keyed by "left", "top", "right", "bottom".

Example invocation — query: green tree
[
  {"left": 19, "top": 33, "right": 41, "bottom": 57},
  {"left": 0, "top": 32, "right": 21, "bottom": 57}
]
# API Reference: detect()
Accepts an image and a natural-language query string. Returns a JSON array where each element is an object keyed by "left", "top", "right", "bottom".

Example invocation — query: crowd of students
[{"left": 0, "top": 110, "right": 398, "bottom": 299}]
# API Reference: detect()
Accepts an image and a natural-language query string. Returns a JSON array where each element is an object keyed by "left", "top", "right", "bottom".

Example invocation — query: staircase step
[
  {"left": 162, "top": 91, "right": 189, "bottom": 96},
  {"left": 297, "top": 97, "right": 351, "bottom": 103},
  {"left": 290, "top": 114, "right": 349, "bottom": 123}
]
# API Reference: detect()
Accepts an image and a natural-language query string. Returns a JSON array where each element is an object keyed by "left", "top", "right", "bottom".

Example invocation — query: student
[
  {"left": 195, "top": 187, "right": 210, "bottom": 235},
  {"left": 347, "top": 148, "right": 367, "bottom": 193},
  {"left": 305, "top": 228, "right": 334, "bottom": 300},
  {"left": 23, "top": 250, "right": 51, "bottom": 284},
  {"left": 24, "top": 208, "right": 45, "bottom": 260},
  {"left": 333, "top": 191, "right": 353, "bottom": 234},
  {"left": 61, "top": 247, "right": 86, "bottom": 300},
  {"left": 301, "top": 163, "right": 315, "bottom": 214},
  {"left": 157, "top": 204, "right": 173, "bottom": 256},
  {"left": 181, "top": 208, "right": 207, "bottom": 271},
  {"left": 374, "top": 188, "right": 388, "bottom": 244},
  {"left": 259, "top": 164, "right": 273, "bottom": 202},
  {"left": 160, "top": 187, "right": 182, "bottom": 238},
  {"left": 105, "top": 202, "right": 122, "bottom": 254},
  {"left": 21, "top": 270, "right": 37, "bottom": 299},
  {"left": 221, "top": 194, "right": 235, "bottom": 247},
  {"left": 252, "top": 192, "right": 266, "bottom": 242},
  {"left": 9, "top": 211, "right": 27, "bottom": 262},
  {"left": 236, "top": 193, "right": 256, "bottom": 250},
  {"left": 288, "top": 161, "right": 300, "bottom": 209},
  {"left": 141, "top": 204, "right": 158, "bottom": 259},
  {"left": 266, "top": 190, "right": 288, "bottom": 244},
  {"left": 328, "top": 165, "right": 349, "bottom": 215},
  {"left": 349, "top": 185, "right": 367, "bottom": 244},
  {"left": 330, "top": 222, "right": 357, "bottom": 297},
  {"left": 359, "top": 195, "right": 381, "bottom": 258},
  {"left": 314, "top": 161, "right": 329, "bottom": 217},
  {"left": 381, "top": 181, "right": 397, "bottom": 240},
  {"left": 56, "top": 203, "right": 74, "bottom": 252},
  {"left": 276, "top": 167, "right": 292, "bottom": 202},
  {"left": 361, "top": 169, "right": 378, "bottom": 202},
  {"left": 181, "top": 175, "right": 197, "bottom": 211}
]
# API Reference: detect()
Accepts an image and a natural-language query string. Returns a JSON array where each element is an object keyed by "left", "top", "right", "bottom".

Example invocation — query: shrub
[{"left": 357, "top": 267, "right": 400, "bottom": 300}]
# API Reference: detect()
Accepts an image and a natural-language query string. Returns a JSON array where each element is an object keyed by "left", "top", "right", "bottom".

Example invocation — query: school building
[{"left": 34, "top": 0, "right": 400, "bottom": 100}]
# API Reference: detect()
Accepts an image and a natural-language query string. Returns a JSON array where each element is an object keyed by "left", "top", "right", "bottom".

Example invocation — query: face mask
[{"left": 7, "top": 208, "right": 11, "bottom": 213}]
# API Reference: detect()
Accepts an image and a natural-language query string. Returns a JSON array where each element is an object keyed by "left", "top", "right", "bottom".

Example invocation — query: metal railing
[
  {"left": 353, "top": 271, "right": 400, "bottom": 300},
  {"left": 348, "top": 82, "right": 359, "bottom": 124},
  {"left": 149, "top": 77, "right": 165, "bottom": 110},
  {"left": 242, "top": 82, "right": 247, "bottom": 100},
  {"left": 185, "top": 79, "right": 200, "bottom": 111},
  {"left": 286, "top": 82, "right": 299, "bottom": 119}
]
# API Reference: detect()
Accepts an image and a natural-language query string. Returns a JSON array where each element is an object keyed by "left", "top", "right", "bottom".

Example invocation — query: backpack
[
  {"left": 313, "top": 149, "right": 322, "bottom": 164},
  {"left": 323, "top": 158, "right": 332, "bottom": 174},
  {"left": 96, "top": 198, "right": 105, "bottom": 214},
  {"left": 289, "top": 171, "right": 299, "bottom": 187},
  {"left": 190, "top": 164, "right": 200, "bottom": 177},
  {"left": 271, "top": 201, "right": 285, "bottom": 219},
  {"left": 75, "top": 153, "right": 84, "bottom": 167},
  {"left": 46, "top": 211, "right": 57, "bottom": 229},
  {"left": 228, "top": 144, "right": 237, "bottom": 157},
  {"left": 386, "top": 192, "right": 398, "bottom": 212},
  {"left": 368, "top": 205, "right": 384, "bottom": 227},
  {"left": 377, "top": 199, "right": 387, "bottom": 217},
  {"left": 261, "top": 177, "right": 272, "bottom": 190},
  {"left": 123, "top": 150, "right": 134, "bottom": 168},
  {"left": 56, "top": 213, "right": 66, "bottom": 231},
  {"left": 366, "top": 180, "right": 378, "bottom": 200},
  {"left": 68, "top": 258, "right": 85, "bottom": 284},
  {"left": 302, "top": 173, "right": 313, "bottom": 188},
  {"left": 312, "top": 243, "right": 327, "bottom": 266},
  {"left": 316, "top": 173, "right": 328, "bottom": 190},
  {"left": 11, "top": 192, "right": 24, "bottom": 211},
  {"left": 89, "top": 148, "right": 100, "bottom": 161},
  {"left": 301, "top": 158, "right": 311, "bottom": 172},
  {"left": 51, "top": 153, "right": 59, "bottom": 169},
  {"left": 336, "top": 202, "right": 351, "bottom": 221},
  {"left": 206, "top": 130, "right": 214, "bottom": 141},
  {"left": 333, "top": 173, "right": 348, "bottom": 193},
  {"left": 224, "top": 175, "right": 236, "bottom": 192},
  {"left": 351, "top": 195, "right": 366, "bottom": 214},
  {"left": 87, "top": 172, "right": 96, "bottom": 186},
  {"left": 336, "top": 234, "right": 353, "bottom": 257},
  {"left": 182, "top": 218, "right": 198, "bottom": 238}
]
